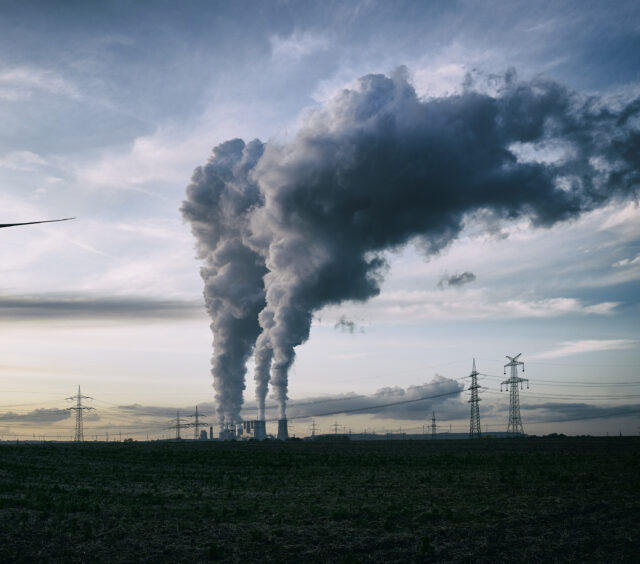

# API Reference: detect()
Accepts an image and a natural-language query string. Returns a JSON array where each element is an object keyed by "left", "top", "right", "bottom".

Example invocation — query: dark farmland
[{"left": 0, "top": 438, "right": 638, "bottom": 562}]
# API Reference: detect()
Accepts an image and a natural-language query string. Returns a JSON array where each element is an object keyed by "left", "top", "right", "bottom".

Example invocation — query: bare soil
[{"left": 0, "top": 437, "right": 638, "bottom": 562}]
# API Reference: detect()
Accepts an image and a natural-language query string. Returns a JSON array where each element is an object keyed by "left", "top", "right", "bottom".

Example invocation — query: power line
[
  {"left": 479, "top": 372, "right": 639, "bottom": 386},
  {"left": 267, "top": 388, "right": 463, "bottom": 422},
  {"left": 483, "top": 389, "right": 640, "bottom": 401}
]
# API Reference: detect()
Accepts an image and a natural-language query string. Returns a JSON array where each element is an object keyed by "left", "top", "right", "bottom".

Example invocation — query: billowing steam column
[
  {"left": 182, "top": 70, "right": 639, "bottom": 433},
  {"left": 277, "top": 419, "right": 289, "bottom": 441}
]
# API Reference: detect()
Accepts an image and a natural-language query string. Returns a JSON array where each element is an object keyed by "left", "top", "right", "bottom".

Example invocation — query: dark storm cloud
[
  {"left": 523, "top": 402, "right": 640, "bottom": 423},
  {"left": 0, "top": 408, "right": 70, "bottom": 423},
  {"left": 185, "top": 68, "right": 639, "bottom": 422},
  {"left": 118, "top": 404, "right": 192, "bottom": 419},
  {"left": 438, "top": 271, "right": 477, "bottom": 289},
  {"left": 0, "top": 294, "right": 202, "bottom": 321}
]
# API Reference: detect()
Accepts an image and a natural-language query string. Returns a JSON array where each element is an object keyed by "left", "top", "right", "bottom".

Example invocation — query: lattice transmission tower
[
  {"left": 168, "top": 410, "right": 196, "bottom": 440},
  {"left": 431, "top": 411, "right": 437, "bottom": 440},
  {"left": 66, "top": 386, "right": 95, "bottom": 442},
  {"left": 190, "top": 405, "right": 209, "bottom": 439},
  {"left": 501, "top": 353, "right": 529, "bottom": 435},
  {"left": 467, "top": 359, "right": 482, "bottom": 438}
]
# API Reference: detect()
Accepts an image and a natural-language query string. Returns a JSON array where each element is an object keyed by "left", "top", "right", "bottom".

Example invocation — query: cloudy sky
[{"left": 0, "top": 0, "right": 638, "bottom": 439}]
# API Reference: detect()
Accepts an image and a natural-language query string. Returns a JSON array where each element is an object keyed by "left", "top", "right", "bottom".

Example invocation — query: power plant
[
  {"left": 218, "top": 420, "right": 268, "bottom": 440},
  {"left": 11, "top": 355, "right": 533, "bottom": 441},
  {"left": 238, "top": 420, "right": 266, "bottom": 441}
]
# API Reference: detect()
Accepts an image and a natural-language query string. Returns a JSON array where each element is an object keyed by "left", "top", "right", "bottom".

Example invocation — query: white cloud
[
  {"left": 0, "top": 65, "right": 79, "bottom": 101},
  {"left": 270, "top": 31, "right": 330, "bottom": 62},
  {"left": 413, "top": 63, "right": 467, "bottom": 97},
  {"left": 509, "top": 139, "right": 577, "bottom": 165},
  {"left": 531, "top": 339, "right": 636, "bottom": 359},
  {"left": 322, "top": 289, "right": 618, "bottom": 324},
  {"left": 613, "top": 254, "right": 640, "bottom": 268},
  {"left": 0, "top": 151, "right": 47, "bottom": 171},
  {"left": 71, "top": 95, "right": 276, "bottom": 194},
  {"left": 73, "top": 127, "right": 200, "bottom": 191},
  {"left": 600, "top": 201, "right": 640, "bottom": 233}
]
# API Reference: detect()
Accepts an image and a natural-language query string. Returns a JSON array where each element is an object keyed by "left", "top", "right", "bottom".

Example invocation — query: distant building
[{"left": 238, "top": 420, "right": 267, "bottom": 441}]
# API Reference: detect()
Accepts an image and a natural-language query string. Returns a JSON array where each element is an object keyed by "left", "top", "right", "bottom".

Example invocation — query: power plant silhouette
[{"left": 5, "top": 356, "right": 532, "bottom": 442}]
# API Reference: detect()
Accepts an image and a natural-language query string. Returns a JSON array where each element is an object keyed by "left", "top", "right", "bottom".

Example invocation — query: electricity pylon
[
  {"left": 189, "top": 405, "right": 209, "bottom": 439},
  {"left": 501, "top": 353, "right": 529, "bottom": 435},
  {"left": 66, "top": 386, "right": 95, "bottom": 442},
  {"left": 467, "top": 359, "right": 482, "bottom": 438},
  {"left": 431, "top": 411, "right": 437, "bottom": 440},
  {"left": 168, "top": 410, "right": 195, "bottom": 440}
]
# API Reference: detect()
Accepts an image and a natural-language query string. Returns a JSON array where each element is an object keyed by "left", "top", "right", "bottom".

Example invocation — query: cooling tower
[
  {"left": 254, "top": 420, "right": 266, "bottom": 441},
  {"left": 277, "top": 418, "right": 289, "bottom": 440}
]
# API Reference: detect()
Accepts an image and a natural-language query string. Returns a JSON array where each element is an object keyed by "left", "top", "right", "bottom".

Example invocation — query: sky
[{"left": 0, "top": 0, "right": 638, "bottom": 440}]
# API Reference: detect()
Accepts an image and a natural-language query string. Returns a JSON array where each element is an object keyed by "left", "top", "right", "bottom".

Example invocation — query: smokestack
[
  {"left": 277, "top": 419, "right": 289, "bottom": 441},
  {"left": 209, "top": 426, "right": 213, "bottom": 440}
]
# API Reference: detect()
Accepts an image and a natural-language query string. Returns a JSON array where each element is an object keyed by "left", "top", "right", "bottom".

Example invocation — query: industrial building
[{"left": 238, "top": 420, "right": 267, "bottom": 441}]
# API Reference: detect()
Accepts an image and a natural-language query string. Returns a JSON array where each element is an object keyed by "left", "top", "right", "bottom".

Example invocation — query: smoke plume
[
  {"left": 334, "top": 316, "right": 364, "bottom": 334},
  {"left": 183, "top": 68, "right": 639, "bottom": 422},
  {"left": 438, "top": 271, "right": 476, "bottom": 289},
  {"left": 181, "top": 139, "right": 267, "bottom": 426}
]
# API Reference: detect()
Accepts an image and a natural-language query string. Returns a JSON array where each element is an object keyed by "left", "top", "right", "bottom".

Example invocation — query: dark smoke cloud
[
  {"left": 438, "top": 271, "right": 477, "bottom": 289},
  {"left": 183, "top": 67, "right": 639, "bottom": 422},
  {"left": 334, "top": 316, "right": 364, "bottom": 334}
]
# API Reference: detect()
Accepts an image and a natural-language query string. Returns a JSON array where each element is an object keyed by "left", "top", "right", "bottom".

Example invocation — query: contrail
[{"left": 0, "top": 218, "right": 75, "bottom": 229}]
